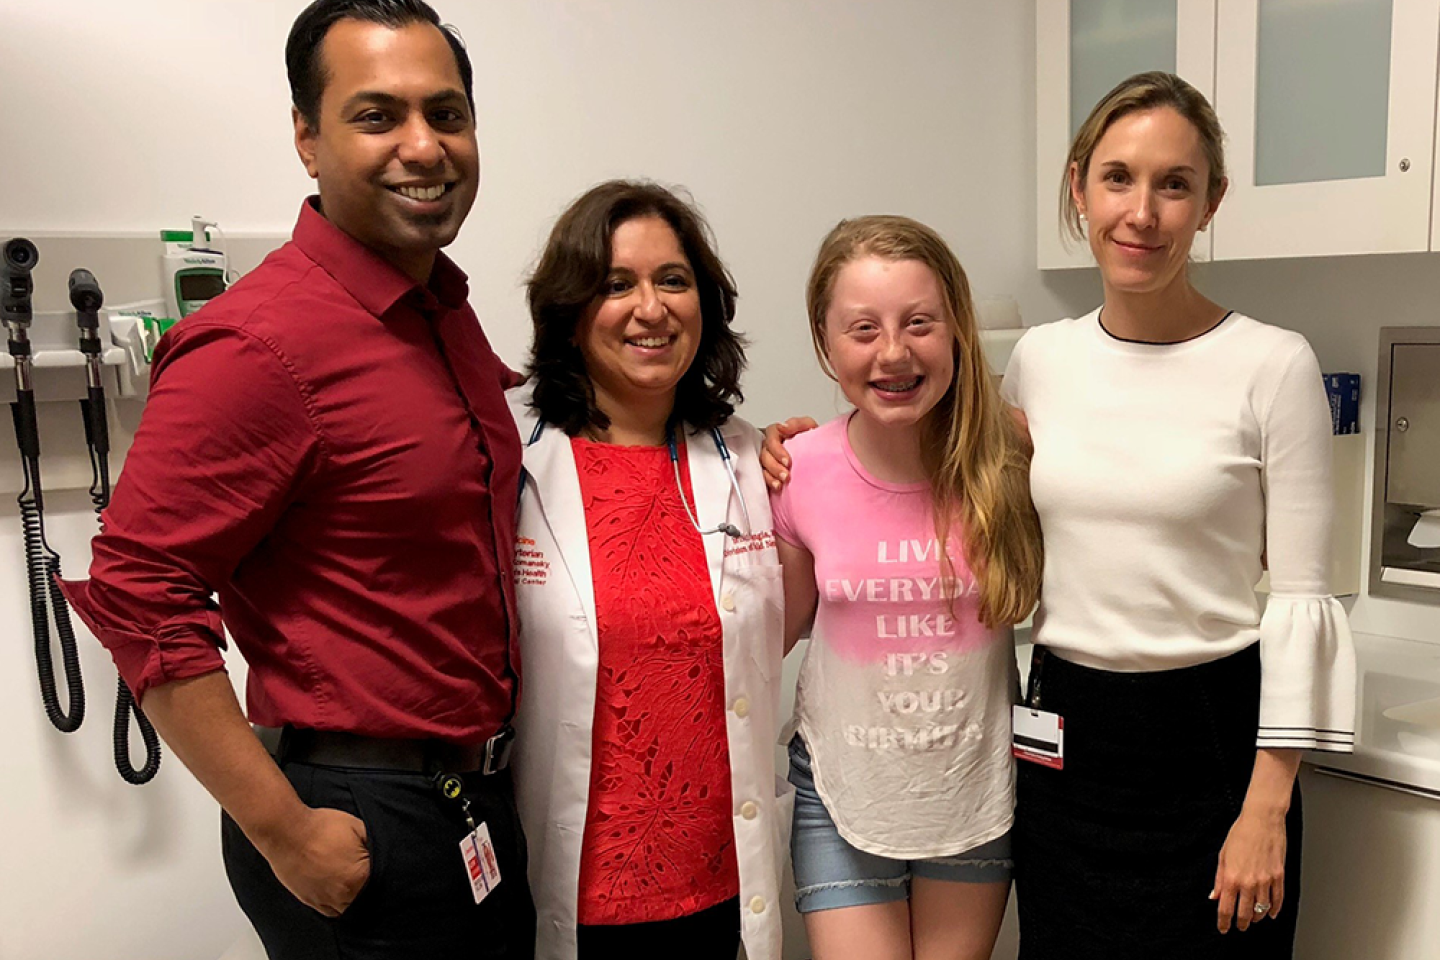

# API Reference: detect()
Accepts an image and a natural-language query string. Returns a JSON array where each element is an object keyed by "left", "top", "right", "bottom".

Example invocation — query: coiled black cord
[
  {"left": 19, "top": 454, "right": 84, "bottom": 732},
  {"left": 87, "top": 444, "right": 109, "bottom": 515},
  {"left": 113, "top": 676, "right": 161, "bottom": 783},
  {"left": 85, "top": 415, "right": 161, "bottom": 785}
]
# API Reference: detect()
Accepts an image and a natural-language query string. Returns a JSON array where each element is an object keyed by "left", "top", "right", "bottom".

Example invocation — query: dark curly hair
[{"left": 526, "top": 180, "right": 746, "bottom": 436}]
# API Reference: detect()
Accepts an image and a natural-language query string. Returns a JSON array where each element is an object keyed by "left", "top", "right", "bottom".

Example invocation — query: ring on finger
[{"left": 1253, "top": 902, "right": 1270, "bottom": 916}]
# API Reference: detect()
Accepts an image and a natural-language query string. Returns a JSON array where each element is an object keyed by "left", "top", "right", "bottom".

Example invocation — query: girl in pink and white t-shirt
[{"left": 771, "top": 216, "right": 1042, "bottom": 960}]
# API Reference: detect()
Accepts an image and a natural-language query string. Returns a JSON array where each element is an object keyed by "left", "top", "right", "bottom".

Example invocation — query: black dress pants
[
  {"left": 576, "top": 896, "right": 741, "bottom": 960},
  {"left": 222, "top": 760, "right": 536, "bottom": 960}
]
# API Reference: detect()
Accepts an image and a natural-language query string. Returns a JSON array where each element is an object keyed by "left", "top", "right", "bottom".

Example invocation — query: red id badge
[{"left": 459, "top": 822, "right": 502, "bottom": 904}]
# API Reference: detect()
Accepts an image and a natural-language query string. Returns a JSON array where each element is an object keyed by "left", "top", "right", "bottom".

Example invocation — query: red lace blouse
[{"left": 572, "top": 436, "right": 739, "bottom": 925}]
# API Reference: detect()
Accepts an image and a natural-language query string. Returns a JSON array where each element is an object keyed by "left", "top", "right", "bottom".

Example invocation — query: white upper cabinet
[
  {"left": 1037, "top": 0, "right": 1440, "bottom": 266},
  {"left": 1036, "top": 0, "right": 1217, "bottom": 269},
  {"left": 1214, "top": 0, "right": 1440, "bottom": 260},
  {"left": 1434, "top": 55, "right": 1440, "bottom": 250}
]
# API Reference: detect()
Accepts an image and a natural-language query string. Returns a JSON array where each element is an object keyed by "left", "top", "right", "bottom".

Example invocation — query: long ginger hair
[{"left": 806, "top": 216, "right": 1042, "bottom": 627}]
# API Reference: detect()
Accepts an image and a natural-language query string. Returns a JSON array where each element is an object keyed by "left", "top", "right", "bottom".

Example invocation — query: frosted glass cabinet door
[
  {"left": 1036, "top": 0, "right": 1216, "bottom": 269},
  {"left": 1214, "top": 0, "right": 1440, "bottom": 260}
]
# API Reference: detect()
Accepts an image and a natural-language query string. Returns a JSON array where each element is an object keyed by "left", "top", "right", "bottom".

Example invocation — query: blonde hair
[
  {"left": 1062, "top": 71, "right": 1227, "bottom": 241},
  {"left": 805, "top": 216, "right": 1042, "bottom": 627}
]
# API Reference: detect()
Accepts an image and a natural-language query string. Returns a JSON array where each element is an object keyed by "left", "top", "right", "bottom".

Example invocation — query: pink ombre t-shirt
[{"left": 771, "top": 414, "right": 1017, "bottom": 858}]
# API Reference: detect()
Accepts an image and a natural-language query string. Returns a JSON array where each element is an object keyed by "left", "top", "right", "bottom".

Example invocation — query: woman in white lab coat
[{"left": 510, "top": 180, "right": 790, "bottom": 960}]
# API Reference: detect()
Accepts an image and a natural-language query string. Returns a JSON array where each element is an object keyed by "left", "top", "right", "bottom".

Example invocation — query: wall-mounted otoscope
[
  {"left": 70, "top": 269, "right": 161, "bottom": 784},
  {"left": 70, "top": 269, "right": 109, "bottom": 473},
  {"left": 3, "top": 238, "right": 85, "bottom": 733},
  {"left": 2, "top": 238, "right": 38, "bottom": 315}
]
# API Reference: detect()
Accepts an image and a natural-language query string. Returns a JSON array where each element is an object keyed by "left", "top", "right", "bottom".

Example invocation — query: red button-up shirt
[{"left": 61, "top": 199, "right": 522, "bottom": 744}]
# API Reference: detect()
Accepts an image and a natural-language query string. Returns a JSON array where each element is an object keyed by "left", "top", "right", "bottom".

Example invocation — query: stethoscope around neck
[{"left": 525, "top": 419, "right": 752, "bottom": 539}]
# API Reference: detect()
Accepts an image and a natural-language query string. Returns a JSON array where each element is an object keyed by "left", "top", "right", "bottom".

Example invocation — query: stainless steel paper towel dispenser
[{"left": 1370, "top": 327, "right": 1440, "bottom": 602}]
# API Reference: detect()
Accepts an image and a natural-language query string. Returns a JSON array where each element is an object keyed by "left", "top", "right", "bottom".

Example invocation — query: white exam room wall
[{"left": 0, "top": 2, "right": 1045, "bottom": 958}]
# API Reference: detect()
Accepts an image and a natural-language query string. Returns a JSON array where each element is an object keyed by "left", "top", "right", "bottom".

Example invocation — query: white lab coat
[{"left": 508, "top": 390, "right": 792, "bottom": 960}]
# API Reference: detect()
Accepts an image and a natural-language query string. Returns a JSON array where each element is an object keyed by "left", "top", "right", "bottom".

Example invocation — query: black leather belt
[{"left": 254, "top": 724, "right": 514, "bottom": 775}]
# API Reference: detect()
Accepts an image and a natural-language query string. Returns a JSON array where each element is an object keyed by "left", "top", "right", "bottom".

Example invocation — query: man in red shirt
[{"left": 59, "top": 2, "right": 534, "bottom": 957}]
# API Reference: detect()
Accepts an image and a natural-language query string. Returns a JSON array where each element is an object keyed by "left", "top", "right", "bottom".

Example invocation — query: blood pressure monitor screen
[{"left": 179, "top": 273, "right": 226, "bottom": 301}]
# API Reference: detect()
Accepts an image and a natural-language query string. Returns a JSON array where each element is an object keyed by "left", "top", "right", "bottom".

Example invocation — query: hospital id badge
[
  {"left": 1012, "top": 705, "right": 1064, "bottom": 769},
  {"left": 459, "top": 821, "right": 502, "bottom": 904}
]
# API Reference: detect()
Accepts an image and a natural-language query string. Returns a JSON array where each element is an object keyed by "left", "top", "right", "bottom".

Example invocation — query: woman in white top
[
  {"left": 764, "top": 72, "right": 1356, "bottom": 960},
  {"left": 999, "top": 73, "right": 1355, "bottom": 959}
]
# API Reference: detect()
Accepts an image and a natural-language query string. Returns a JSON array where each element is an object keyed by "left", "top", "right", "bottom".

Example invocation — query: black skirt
[{"left": 1014, "top": 642, "right": 1302, "bottom": 960}]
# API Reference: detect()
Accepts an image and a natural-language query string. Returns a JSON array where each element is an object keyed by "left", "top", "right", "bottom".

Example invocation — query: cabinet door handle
[{"left": 1312, "top": 765, "right": 1440, "bottom": 802}]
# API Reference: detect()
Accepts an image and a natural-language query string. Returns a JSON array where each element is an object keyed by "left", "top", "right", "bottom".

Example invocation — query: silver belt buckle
[{"left": 481, "top": 725, "right": 515, "bottom": 775}]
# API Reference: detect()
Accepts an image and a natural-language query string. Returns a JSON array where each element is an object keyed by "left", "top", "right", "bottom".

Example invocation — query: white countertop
[
  {"left": 1304, "top": 631, "right": 1440, "bottom": 800},
  {"left": 1016, "top": 629, "right": 1440, "bottom": 799}
]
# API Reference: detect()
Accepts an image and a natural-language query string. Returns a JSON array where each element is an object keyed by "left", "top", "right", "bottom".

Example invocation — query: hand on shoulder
[{"left": 761, "top": 417, "right": 819, "bottom": 491}]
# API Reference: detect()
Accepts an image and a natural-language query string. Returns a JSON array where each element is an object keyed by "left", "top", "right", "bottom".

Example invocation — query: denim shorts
[{"left": 787, "top": 735, "right": 1013, "bottom": 914}]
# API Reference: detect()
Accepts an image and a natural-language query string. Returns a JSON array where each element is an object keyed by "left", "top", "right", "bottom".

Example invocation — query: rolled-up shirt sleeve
[
  {"left": 58, "top": 321, "right": 321, "bottom": 702},
  {"left": 1255, "top": 341, "right": 1357, "bottom": 753}
]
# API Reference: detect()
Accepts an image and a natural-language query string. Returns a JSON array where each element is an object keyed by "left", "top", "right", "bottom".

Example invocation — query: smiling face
[
  {"left": 1072, "top": 106, "right": 1225, "bottom": 298},
  {"left": 577, "top": 215, "right": 703, "bottom": 425},
  {"left": 823, "top": 255, "right": 956, "bottom": 436},
  {"left": 293, "top": 18, "right": 480, "bottom": 283}
]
